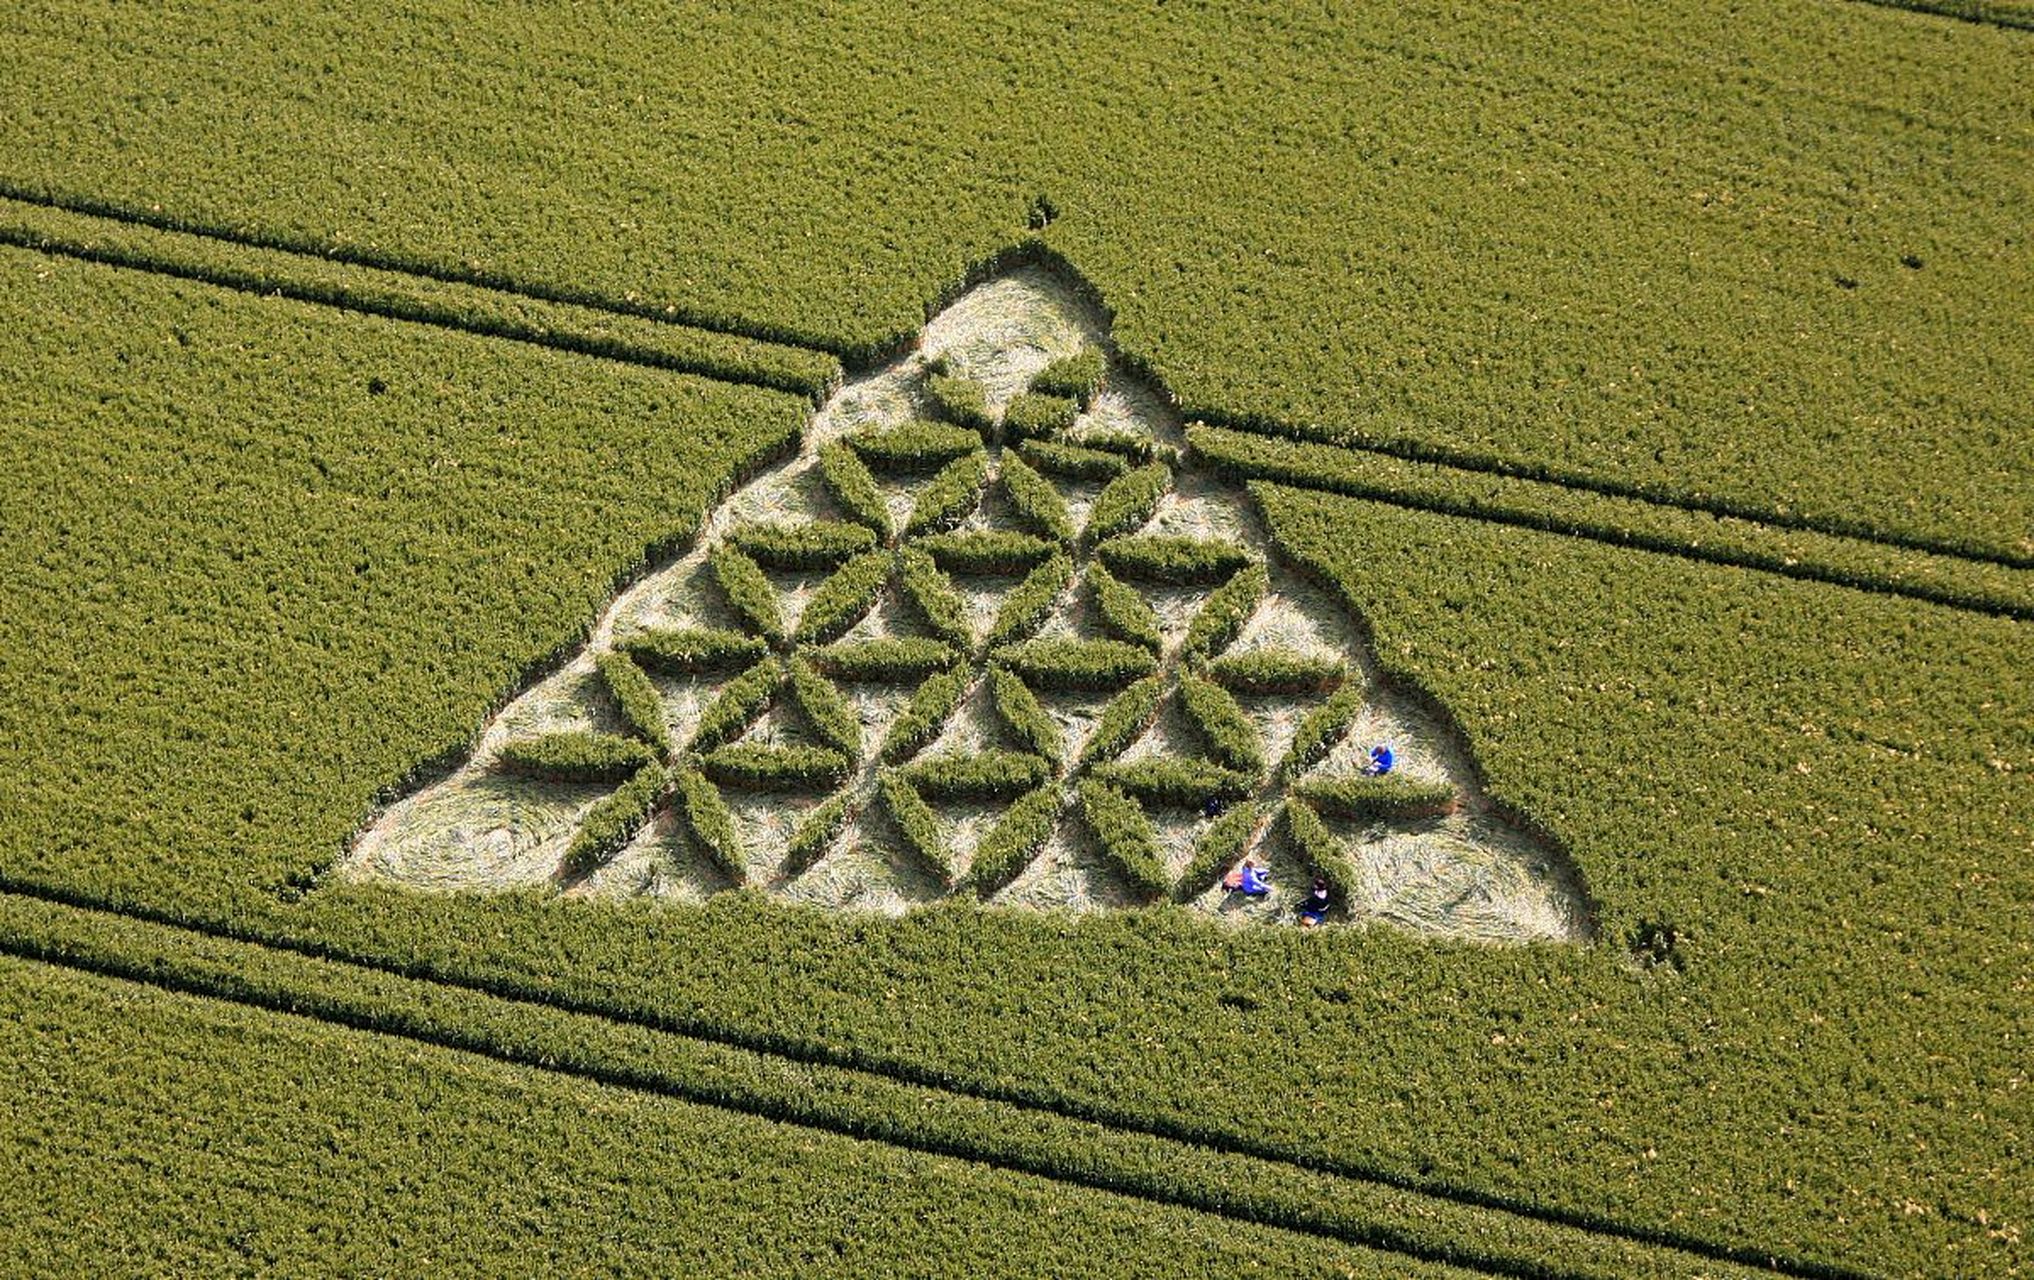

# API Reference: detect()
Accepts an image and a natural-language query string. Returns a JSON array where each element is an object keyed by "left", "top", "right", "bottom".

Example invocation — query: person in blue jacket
[
  {"left": 1224, "top": 859, "right": 1272, "bottom": 897},
  {"left": 1363, "top": 744, "right": 1395, "bottom": 776}
]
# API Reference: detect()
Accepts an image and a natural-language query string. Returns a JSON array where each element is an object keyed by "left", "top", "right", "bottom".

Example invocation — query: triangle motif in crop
[{"left": 346, "top": 265, "right": 1590, "bottom": 942}]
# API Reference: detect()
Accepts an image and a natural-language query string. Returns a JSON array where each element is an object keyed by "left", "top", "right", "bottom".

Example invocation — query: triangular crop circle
[{"left": 344, "top": 263, "right": 1592, "bottom": 943}]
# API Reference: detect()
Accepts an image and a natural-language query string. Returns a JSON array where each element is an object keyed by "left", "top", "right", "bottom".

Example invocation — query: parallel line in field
[
  {"left": 1187, "top": 428, "right": 2034, "bottom": 622},
  {"left": 18, "top": 208, "right": 2023, "bottom": 619},
  {"left": 0, "top": 192, "right": 839, "bottom": 403},
  {"left": 13, "top": 171, "right": 2015, "bottom": 620},
  {"left": 0, "top": 875, "right": 1875, "bottom": 1280},
  {"left": 4, "top": 178, "right": 2026, "bottom": 575},
  {"left": 946, "top": 234, "right": 2034, "bottom": 576},
  {"left": 0, "top": 937, "right": 1597, "bottom": 1280},
  {"left": 1842, "top": 0, "right": 2034, "bottom": 32},
  {"left": 1165, "top": 392, "right": 2034, "bottom": 574},
  {"left": 0, "top": 178, "right": 859, "bottom": 367},
  {"left": 1261, "top": 480, "right": 2033, "bottom": 621}
]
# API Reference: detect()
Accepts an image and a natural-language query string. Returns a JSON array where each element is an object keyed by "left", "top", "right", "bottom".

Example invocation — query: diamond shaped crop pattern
[{"left": 477, "top": 367, "right": 1450, "bottom": 913}]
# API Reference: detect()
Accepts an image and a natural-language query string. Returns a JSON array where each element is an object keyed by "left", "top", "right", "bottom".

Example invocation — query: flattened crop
[{"left": 348, "top": 267, "right": 1590, "bottom": 943}]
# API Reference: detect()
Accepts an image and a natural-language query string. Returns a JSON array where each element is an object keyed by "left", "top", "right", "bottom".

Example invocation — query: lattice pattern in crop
[{"left": 349, "top": 268, "right": 1582, "bottom": 939}]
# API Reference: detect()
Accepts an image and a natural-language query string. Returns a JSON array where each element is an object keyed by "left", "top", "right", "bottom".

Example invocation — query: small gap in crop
[
  {"left": 1629, "top": 918, "right": 1686, "bottom": 972},
  {"left": 274, "top": 865, "right": 323, "bottom": 905}
]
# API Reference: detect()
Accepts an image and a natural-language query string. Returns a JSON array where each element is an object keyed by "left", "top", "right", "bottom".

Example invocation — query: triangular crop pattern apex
[{"left": 344, "top": 264, "right": 1592, "bottom": 944}]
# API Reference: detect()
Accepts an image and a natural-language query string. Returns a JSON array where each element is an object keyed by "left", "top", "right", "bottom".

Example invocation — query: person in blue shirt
[
  {"left": 1224, "top": 859, "right": 1272, "bottom": 897},
  {"left": 1363, "top": 744, "right": 1395, "bottom": 776}
]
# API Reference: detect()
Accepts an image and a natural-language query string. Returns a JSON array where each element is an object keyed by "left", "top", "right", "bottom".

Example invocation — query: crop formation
[
  {"left": 2, "top": 8, "right": 2025, "bottom": 1269},
  {"left": 0, "top": 197, "right": 2024, "bottom": 1278},
  {"left": 348, "top": 269, "right": 1587, "bottom": 943}
]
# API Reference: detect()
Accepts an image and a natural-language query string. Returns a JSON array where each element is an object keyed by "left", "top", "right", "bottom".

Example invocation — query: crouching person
[
  {"left": 1223, "top": 859, "right": 1272, "bottom": 898},
  {"left": 1298, "top": 877, "right": 1331, "bottom": 927}
]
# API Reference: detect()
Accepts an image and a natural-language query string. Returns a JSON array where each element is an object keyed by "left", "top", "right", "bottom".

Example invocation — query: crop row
[
  {"left": 0, "top": 895, "right": 1770, "bottom": 1280},
  {"left": 793, "top": 548, "right": 894, "bottom": 645},
  {"left": 1017, "top": 438, "right": 1129, "bottom": 482},
  {"left": 997, "top": 451, "right": 1077, "bottom": 543},
  {"left": 0, "top": 196, "right": 840, "bottom": 400},
  {"left": 991, "top": 637, "right": 1158, "bottom": 691},
  {"left": 1187, "top": 426, "right": 2034, "bottom": 622},
  {"left": 728, "top": 519, "right": 878, "bottom": 569},
  {"left": 846, "top": 420, "right": 983, "bottom": 472},
  {"left": 495, "top": 731, "right": 654, "bottom": 784},
  {"left": 921, "top": 365, "right": 993, "bottom": 433}
]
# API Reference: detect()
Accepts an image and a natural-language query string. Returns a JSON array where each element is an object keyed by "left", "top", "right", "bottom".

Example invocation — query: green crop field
[{"left": 1, "top": 2, "right": 2027, "bottom": 1277}]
